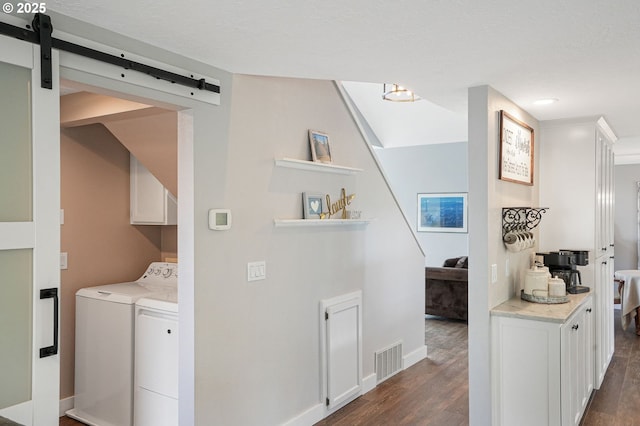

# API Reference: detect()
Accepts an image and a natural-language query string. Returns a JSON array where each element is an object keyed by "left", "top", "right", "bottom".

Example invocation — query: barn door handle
[{"left": 39, "top": 288, "right": 58, "bottom": 358}]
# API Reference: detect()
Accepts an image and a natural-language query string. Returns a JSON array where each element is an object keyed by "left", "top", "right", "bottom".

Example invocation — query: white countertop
[{"left": 491, "top": 292, "right": 592, "bottom": 323}]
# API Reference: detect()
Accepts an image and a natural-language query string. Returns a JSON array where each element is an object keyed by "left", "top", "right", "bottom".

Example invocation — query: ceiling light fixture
[
  {"left": 533, "top": 98, "right": 558, "bottom": 106},
  {"left": 383, "top": 84, "right": 419, "bottom": 102}
]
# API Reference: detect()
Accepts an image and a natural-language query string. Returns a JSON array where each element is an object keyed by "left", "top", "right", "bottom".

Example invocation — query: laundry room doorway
[
  {"left": 57, "top": 81, "right": 182, "bottom": 419},
  {"left": 56, "top": 67, "right": 201, "bottom": 425}
]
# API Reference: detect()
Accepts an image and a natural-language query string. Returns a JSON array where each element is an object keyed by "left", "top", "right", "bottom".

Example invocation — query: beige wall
[
  {"left": 161, "top": 225, "right": 178, "bottom": 260},
  {"left": 103, "top": 111, "right": 178, "bottom": 197},
  {"left": 59, "top": 123, "right": 168, "bottom": 399}
]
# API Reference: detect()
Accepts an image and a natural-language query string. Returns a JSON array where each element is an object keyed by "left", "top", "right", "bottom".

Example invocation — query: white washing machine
[
  {"left": 66, "top": 262, "right": 178, "bottom": 426},
  {"left": 134, "top": 290, "right": 179, "bottom": 426}
]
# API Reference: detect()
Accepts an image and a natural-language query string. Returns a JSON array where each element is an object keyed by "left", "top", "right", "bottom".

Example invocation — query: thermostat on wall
[{"left": 208, "top": 209, "right": 232, "bottom": 230}]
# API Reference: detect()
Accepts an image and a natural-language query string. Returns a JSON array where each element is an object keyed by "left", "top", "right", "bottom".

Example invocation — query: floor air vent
[{"left": 375, "top": 341, "right": 403, "bottom": 383}]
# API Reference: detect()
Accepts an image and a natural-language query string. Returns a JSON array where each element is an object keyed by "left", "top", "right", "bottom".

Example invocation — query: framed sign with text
[{"left": 499, "top": 110, "right": 534, "bottom": 186}]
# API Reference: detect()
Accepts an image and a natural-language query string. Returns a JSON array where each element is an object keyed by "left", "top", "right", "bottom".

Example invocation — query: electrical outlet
[{"left": 60, "top": 252, "right": 68, "bottom": 270}]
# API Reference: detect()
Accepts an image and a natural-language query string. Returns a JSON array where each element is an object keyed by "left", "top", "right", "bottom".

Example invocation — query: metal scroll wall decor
[{"left": 502, "top": 207, "right": 548, "bottom": 252}]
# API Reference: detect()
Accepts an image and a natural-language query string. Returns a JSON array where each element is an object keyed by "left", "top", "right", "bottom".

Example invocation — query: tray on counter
[{"left": 521, "top": 289, "right": 569, "bottom": 304}]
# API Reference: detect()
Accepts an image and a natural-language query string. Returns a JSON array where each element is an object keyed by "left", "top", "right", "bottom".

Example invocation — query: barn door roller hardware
[
  {"left": 32, "top": 13, "right": 52, "bottom": 88},
  {"left": 0, "top": 13, "right": 220, "bottom": 94}
]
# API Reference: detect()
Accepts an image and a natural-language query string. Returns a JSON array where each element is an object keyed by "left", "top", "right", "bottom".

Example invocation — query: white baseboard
[
  {"left": 362, "top": 373, "right": 377, "bottom": 394},
  {"left": 281, "top": 403, "right": 324, "bottom": 426},
  {"left": 403, "top": 345, "right": 427, "bottom": 369},
  {"left": 59, "top": 396, "right": 74, "bottom": 417},
  {"left": 282, "top": 372, "right": 377, "bottom": 425},
  {"left": 281, "top": 348, "right": 426, "bottom": 426}
]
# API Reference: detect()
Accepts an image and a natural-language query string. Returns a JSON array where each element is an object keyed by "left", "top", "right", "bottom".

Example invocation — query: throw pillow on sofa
[{"left": 443, "top": 256, "right": 468, "bottom": 269}]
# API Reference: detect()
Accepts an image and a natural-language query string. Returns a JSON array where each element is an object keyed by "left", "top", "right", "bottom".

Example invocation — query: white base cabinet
[{"left": 492, "top": 295, "right": 593, "bottom": 426}]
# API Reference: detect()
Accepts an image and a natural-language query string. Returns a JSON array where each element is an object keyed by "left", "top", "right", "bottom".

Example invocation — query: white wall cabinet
[
  {"left": 492, "top": 295, "right": 593, "bottom": 426},
  {"left": 539, "top": 117, "right": 616, "bottom": 389},
  {"left": 130, "top": 154, "right": 177, "bottom": 225}
]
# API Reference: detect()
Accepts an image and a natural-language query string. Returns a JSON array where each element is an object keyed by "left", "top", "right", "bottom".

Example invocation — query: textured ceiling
[{"left": 39, "top": 1, "right": 640, "bottom": 153}]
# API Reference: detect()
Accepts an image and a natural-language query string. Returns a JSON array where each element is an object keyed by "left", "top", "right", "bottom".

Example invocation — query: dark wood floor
[
  {"left": 582, "top": 308, "right": 640, "bottom": 425},
  {"left": 315, "top": 315, "right": 469, "bottom": 426},
  {"left": 58, "top": 415, "right": 82, "bottom": 426},
  {"left": 60, "top": 309, "right": 639, "bottom": 426}
]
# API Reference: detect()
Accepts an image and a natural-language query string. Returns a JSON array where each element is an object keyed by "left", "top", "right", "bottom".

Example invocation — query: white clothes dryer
[
  {"left": 134, "top": 290, "right": 179, "bottom": 426},
  {"left": 66, "top": 262, "right": 177, "bottom": 426}
]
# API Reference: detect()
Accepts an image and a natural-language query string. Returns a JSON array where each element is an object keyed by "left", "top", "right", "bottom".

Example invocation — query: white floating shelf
[
  {"left": 274, "top": 158, "right": 363, "bottom": 175},
  {"left": 274, "top": 219, "right": 373, "bottom": 227}
]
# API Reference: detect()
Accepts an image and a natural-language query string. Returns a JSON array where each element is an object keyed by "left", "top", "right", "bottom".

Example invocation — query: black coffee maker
[{"left": 540, "top": 250, "right": 590, "bottom": 294}]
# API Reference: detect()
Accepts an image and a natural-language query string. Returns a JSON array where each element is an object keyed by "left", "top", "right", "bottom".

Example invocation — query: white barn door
[{"left": 0, "top": 36, "right": 60, "bottom": 426}]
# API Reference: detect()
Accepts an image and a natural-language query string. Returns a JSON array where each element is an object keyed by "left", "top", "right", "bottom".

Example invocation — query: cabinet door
[
  {"left": 561, "top": 305, "right": 590, "bottom": 426},
  {"left": 606, "top": 257, "right": 615, "bottom": 363},
  {"left": 493, "top": 317, "right": 561, "bottom": 426},
  {"left": 595, "top": 129, "right": 615, "bottom": 255},
  {"left": 595, "top": 131, "right": 607, "bottom": 256},
  {"left": 594, "top": 258, "right": 615, "bottom": 388},
  {"left": 608, "top": 141, "right": 615, "bottom": 249},
  {"left": 560, "top": 315, "right": 581, "bottom": 425},
  {"left": 605, "top": 252, "right": 616, "bottom": 356},
  {"left": 130, "top": 155, "right": 177, "bottom": 225},
  {"left": 594, "top": 259, "right": 606, "bottom": 388},
  {"left": 581, "top": 299, "right": 594, "bottom": 414}
]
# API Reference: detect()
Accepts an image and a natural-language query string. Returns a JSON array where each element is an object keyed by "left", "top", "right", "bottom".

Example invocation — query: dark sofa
[{"left": 425, "top": 256, "right": 468, "bottom": 321}]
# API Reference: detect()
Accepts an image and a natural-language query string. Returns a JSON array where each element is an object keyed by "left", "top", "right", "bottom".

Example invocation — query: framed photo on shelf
[
  {"left": 309, "top": 130, "right": 332, "bottom": 164},
  {"left": 499, "top": 110, "right": 534, "bottom": 186},
  {"left": 417, "top": 193, "right": 467, "bottom": 233},
  {"left": 302, "top": 192, "right": 324, "bottom": 219}
]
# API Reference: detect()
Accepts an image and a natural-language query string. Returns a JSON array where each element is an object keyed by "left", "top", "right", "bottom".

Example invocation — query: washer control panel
[{"left": 139, "top": 262, "right": 178, "bottom": 287}]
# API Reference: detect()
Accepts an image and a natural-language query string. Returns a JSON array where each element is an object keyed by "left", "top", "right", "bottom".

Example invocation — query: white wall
[
  {"left": 193, "top": 75, "right": 425, "bottom": 425},
  {"left": 615, "top": 164, "right": 640, "bottom": 270},
  {"left": 468, "top": 86, "right": 540, "bottom": 426},
  {"left": 375, "top": 143, "right": 468, "bottom": 266}
]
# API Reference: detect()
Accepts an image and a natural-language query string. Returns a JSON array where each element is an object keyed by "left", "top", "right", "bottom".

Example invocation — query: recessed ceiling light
[{"left": 534, "top": 98, "right": 558, "bottom": 105}]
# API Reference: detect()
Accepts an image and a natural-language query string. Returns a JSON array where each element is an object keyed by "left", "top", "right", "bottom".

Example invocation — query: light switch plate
[
  {"left": 247, "top": 261, "right": 266, "bottom": 281},
  {"left": 491, "top": 264, "right": 497, "bottom": 283},
  {"left": 60, "top": 252, "right": 68, "bottom": 270}
]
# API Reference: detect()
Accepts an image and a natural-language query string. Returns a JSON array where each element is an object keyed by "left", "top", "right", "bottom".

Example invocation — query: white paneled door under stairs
[{"left": 320, "top": 291, "right": 362, "bottom": 411}]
